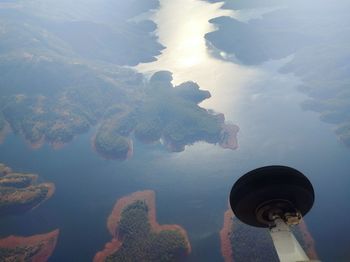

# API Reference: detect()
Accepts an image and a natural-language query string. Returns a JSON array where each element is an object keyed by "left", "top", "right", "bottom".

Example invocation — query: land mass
[
  {"left": 220, "top": 209, "right": 318, "bottom": 262},
  {"left": 93, "top": 71, "right": 239, "bottom": 159},
  {"left": 94, "top": 190, "right": 191, "bottom": 262},
  {"left": 0, "top": 229, "right": 59, "bottom": 262},
  {"left": 0, "top": 1, "right": 239, "bottom": 160},
  {"left": 0, "top": 163, "right": 55, "bottom": 216},
  {"left": 205, "top": 0, "right": 350, "bottom": 148}
]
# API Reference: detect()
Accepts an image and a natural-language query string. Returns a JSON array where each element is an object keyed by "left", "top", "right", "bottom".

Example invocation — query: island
[
  {"left": 93, "top": 71, "right": 239, "bottom": 159},
  {"left": 0, "top": 229, "right": 59, "bottom": 261},
  {"left": 204, "top": 0, "right": 350, "bottom": 148},
  {"left": 220, "top": 209, "right": 318, "bottom": 262},
  {"left": 0, "top": 163, "right": 55, "bottom": 216},
  {"left": 94, "top": 190, "right": 191, "bottom": 262}
]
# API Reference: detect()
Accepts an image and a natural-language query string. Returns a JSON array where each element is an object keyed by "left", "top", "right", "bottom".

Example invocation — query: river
[{"left": 0, "top": 0, "right": 349, "bottom": 261}]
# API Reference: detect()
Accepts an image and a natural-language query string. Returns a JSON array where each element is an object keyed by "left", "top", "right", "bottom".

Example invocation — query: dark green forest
[{"left": 106, "top": 201, "right": 188, "bottom": 262}]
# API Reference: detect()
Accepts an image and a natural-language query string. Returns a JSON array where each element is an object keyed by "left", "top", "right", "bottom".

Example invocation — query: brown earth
[{"left": 0, "top": 229, "right": 59, "bottom": 262}]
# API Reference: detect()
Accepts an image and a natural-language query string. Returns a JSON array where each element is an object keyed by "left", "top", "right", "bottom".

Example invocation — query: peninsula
[
  {"left": 205, "top": 0, "right": 350, "bottom": 148},
  {"left": 0, "top": 1, "right": 239, "bottom": 160},
  {"left": 93, "top": 71, "right": 239, "bottom": 159},
  {"left": 94, "top": 190, "right": 191, "bottom": 262},
  {"left": 0, "top": 229, "right": 59, "bottom": 261},
  {"left": 0, "top": 163, "right": 55, "bottom": 216}
]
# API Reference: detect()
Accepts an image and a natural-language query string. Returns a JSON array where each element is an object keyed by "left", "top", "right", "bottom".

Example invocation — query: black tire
[{"left": 230, "top": 166, "right": 314, "bottom": 228}]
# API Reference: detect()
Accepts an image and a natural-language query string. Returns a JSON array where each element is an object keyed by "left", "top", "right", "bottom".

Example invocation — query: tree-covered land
[
  {"left": 92, "top": 71, "right": 229, "bottom": 158},
  {"left": 0, "top": 163, "right": 54, "bottom": 216},
  {"left": 205, "top": 0, "right": 350, "bottom": 148},
  {"left": 0, "top": 1, "right": 237, "bottom": 159},
  {"left": 0, "top": 242, "right": 44, "bottom": 261},
  {"left": 229, "top": 217, "right": 279, "bottom": 261},
  {"left": 105, "top": 200, "right": 189, "bottom": 262},
  {"left": 0, "top": 230, "right": 59, "bottom": 262},
  {"left": 228, "top": 216, "right": 316, "bottom": 261}
]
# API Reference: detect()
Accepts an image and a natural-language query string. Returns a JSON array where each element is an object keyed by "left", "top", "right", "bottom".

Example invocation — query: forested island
[
  {"left": 220, "top": 209, "right": 318, "bottom": 262},
  {"left": 0, "top": 229, "right": 59, "bottom": 261},
  {"left": 0, "top": 1, "right": 239, "bottom": 160},
  {"left": 94, "top": 190, "right": 191, "bottom": 262},
  {"left": 0, "top": 163, "right": 55, "bottom": 216},
  {"left": 93, "top": 71, "right": 239, "bottom": 159},
  {"left": 205, "top": 0, "right": 350, "bottom": 148}
]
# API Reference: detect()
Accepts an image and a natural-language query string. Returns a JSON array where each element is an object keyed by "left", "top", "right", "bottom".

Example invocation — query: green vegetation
[
  {"left": 0, "top": 185, "right": 49, "bottom": 215},
  {"left": 229, "top": 217, "right": 314, "bottom": 261},
  {"left": 0, "top": 61, "right": 136, "bottom": 146},
  {"left": 106, "top": 201, "right": 188, "bottom": 262},
  {"left": 0, "top": 173, "right": 37, "bottom": 188},
  {"left": 230, "top": 217, "right": 279, "bottom": 261},
  {"left": 0, "top": 0, "right": 158, "bottom": 149},
  {"left": 134, "top": 72, "right": 222, "bottom": 151},
  {"left": 0, "top": 163, "right": 53, "bottom": 216},
  {"left": 0, "top": 1, "right": 232, "bottom": 159},
  {"left": 95, "top": 129, "right": 131, "bottom": 159},
  {"left": 94, "top": 71, "right": 226, "bottom": 157},
  {"left": 0, "top": 244, "right": 43, "bottom": 261},
  {"left": 0, "top": 230, "right": 58, "bottom": 261}
]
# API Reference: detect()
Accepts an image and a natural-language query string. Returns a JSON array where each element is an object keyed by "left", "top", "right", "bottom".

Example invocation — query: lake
[{"left": 1, "top": 0, "right": 349, "bottom": 261}]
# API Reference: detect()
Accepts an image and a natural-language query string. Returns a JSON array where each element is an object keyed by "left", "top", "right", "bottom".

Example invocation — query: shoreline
[
  {"left": 43, "top": 182, "right": 56, "bottom": 202},
  {"left": 91, "top": 134, "right": 134, "bottom": 161},
  {"left": 94, "top": 190, "right": 191, "bottom": 262},
  {"left": 17, "top": 182, "right": 55, "bottom": 213},
  {"left": 0, "top": 229, "right": 59, "bottom": 262},
  {"left": 220, "top": 209, "right": 319, "bottom": 261},
  {"left": 220, "top": 209, "right": 234, "bottom": 262},
  {"left": 297, "top": 219, "right": 319, "bottom": 260},
  {"left": 0, "top": 163, "right": 56, "bottom": 214}
]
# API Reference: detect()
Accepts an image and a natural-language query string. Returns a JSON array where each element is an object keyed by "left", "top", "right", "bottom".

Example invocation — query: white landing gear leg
[{"left": 270, "top": 218, "right": 318, "bottom": 262}]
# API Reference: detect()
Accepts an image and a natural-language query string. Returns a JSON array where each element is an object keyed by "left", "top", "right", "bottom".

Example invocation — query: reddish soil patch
[
  {"left": 44, "top": 183, "right": 55, "bottom": 202},
  {"left": 94, "top": 238, "right": 122, "bottom": 262},
  {"left": 220, "top": 209, "right": 234, "bottom": 262},
  {"left": 28, "top": 137, "right": 45, "bottom": 150},
  {"left": 0, "top": 229, "right": 59, "bottom": 262},
  {"left": 94, "top": 190, "right": 191, "bottom": 262},
  {"left": 219, "top": 123, "right": 239, "bottom": 150},
  {"left": 298, "top": 219, "right": 319, "bottom": 260}
]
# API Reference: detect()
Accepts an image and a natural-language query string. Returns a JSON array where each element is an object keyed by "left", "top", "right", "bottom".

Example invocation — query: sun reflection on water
[{"left": 136, "top": 0, "right": 259, "bottom": 121}]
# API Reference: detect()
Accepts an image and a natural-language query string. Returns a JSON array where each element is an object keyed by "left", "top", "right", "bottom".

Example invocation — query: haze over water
[
  {"left": 0, "top": 0, "right": 349, "bottom": 261},
  {"left": 138, "top": 0, "right": 350, "bottom": 260}
]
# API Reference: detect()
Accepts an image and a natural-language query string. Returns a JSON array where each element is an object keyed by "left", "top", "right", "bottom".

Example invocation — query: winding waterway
[
  {"left": 0, "top": 0, "right": 349, "bottom": 261},
  {"left": 137, "top": 0, "right": 350, "bottom": 261}
]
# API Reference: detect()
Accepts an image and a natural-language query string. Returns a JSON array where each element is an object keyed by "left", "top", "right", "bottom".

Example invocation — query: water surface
[{"left": 0, "top": 0, "right": 349, "bottom": 261}]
